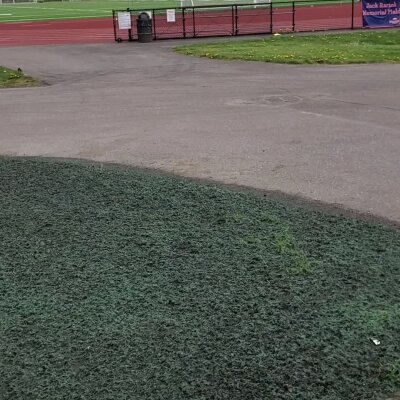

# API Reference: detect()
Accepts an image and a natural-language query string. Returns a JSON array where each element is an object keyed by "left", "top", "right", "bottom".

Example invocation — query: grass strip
[
  {"left": 0, "top": 66, "right": 39, "bottom": 88},
  {"left": 175, "top": 30, "right": 400, "bottom": 64}
]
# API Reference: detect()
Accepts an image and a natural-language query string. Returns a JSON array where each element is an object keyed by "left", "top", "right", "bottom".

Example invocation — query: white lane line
[
  {"left": 0, "top": 15, "right": 110, "bottom": 22},
  {"left": 2, "top": 6, "right": 111, "bottom": 12},
  {"left": 9, "top": 6, "right": 108, "bottom": 11},
  {"left": 0, "top": 12, "right": 109, "bottom": 18}
]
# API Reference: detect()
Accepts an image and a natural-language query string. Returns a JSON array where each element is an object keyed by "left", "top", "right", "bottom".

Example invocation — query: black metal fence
[{"left": 112, "top": 0, "right": 362, "bottom": 42}]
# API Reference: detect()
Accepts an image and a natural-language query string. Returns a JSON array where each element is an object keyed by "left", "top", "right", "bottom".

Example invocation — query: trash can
[{"left": 137, "top": 12, "right": 153, "bottom": 43}]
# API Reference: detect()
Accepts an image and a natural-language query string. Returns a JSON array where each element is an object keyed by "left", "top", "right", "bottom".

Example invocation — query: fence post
[
  {"left": 112, "top": 10, "right": 117, "bottom": 42},
  {"left": 182, "top": 7, "right": 186, "bottom": 38},
  {"left": 127, "top": 8, "right": 132, "bottom": 41},
  {"left": 235, "top": 4, "right": 238, "bottom": 35},
  {"left": 152, "top": 9, "right": 156, "bottom": 39},
  {"left": 292, "top": 1, "right": 295, "bottom": 32},
  {"left": 192, "top": 7, "right": 196, "bottom": 37},
  {"left": 231, "top": 5, "right": 235, "bottom": 35},
  {"left": 270, "top": 1, "right": 273, "bottom": 33},
  {"left": 351, "top": 0, "right": 355, "bottom": 29}
]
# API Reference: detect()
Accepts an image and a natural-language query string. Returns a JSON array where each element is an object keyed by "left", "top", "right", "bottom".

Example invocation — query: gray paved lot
[{"left": 0, "top": 40, "right": 399, "bottom": 222}]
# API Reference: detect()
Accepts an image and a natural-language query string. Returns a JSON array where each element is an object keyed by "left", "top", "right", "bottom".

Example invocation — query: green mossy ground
[{"left": 1, "top": 157, "right": 399, "bottom": 399}]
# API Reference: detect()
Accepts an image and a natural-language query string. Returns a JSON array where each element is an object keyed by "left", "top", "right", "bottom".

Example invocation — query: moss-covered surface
[{"left": 1, "top": 157, "right": 399, "bottom": 400}]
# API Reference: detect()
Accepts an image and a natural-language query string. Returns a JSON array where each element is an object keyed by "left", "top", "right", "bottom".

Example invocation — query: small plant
[
  {"left": 291, "top": 251, "right": 312, "bottom": 275},
  {"left": 364, "top": 309, "right": 390, "bottom": 332},
  {"left": 274, "top": 229, "right": 313, "bottom": 274},
  {"left": 260, "top": 213, "right": 276, "bottom": 223},
  {"left": 227, "top": 211, "right": 247, "bottom": 223},
  {"left": 8, "top": 72, "right": 20, "bottom": 80},
  {"left": 274, "top": 229, "right": 295, "bottom": 254},
  {"left": 387, "top": 362, "right": 400, "bottom": 387}
]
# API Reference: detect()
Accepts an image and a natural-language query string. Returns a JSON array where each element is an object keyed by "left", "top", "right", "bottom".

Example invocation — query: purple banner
[{"left": 362, "top": 0, "right": 400, "bottom": 27}]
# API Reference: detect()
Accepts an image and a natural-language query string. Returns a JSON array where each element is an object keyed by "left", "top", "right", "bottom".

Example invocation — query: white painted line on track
[
  {"left": 2, "top": 6, "right": 111, "bottom": 12},
  {"left": 0, "top": 15, "right": 110, "bottom": 22}
]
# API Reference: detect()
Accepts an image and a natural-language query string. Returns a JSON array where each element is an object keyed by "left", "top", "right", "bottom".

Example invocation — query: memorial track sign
[{"left": 362, "top": 0, "right": 400, "bottom": 27}]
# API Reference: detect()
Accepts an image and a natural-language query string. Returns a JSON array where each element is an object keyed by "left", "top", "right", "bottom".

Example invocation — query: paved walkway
[{"left": 1, "top": 41, "right": 399, "bottom": 222}]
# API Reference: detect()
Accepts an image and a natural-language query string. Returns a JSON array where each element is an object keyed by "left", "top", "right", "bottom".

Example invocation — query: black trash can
[{"left": 137, "top": 12, "right": 153, "bottom": 43}]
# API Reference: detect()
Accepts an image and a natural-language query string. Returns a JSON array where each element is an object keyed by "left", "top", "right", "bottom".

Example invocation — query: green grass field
[
  {"left": 0, "top": 66, "right": 39, "bottom": 87},
  {"left": 0, "top": 0, "right": 163, "bottom": 22},
  {"left": 175, "top": 31, "right": 400, "bottom": 64},
  {"left": 0, "top": 0, "right": 351, "bottom": 22},
  {"left": 1, "top": 157, "right": 400, "bottom": 400}
]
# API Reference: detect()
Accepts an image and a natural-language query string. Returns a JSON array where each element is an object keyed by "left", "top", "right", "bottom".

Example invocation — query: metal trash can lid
[{"left": 138, "top": 12, "right": 151, "bottom": 19}]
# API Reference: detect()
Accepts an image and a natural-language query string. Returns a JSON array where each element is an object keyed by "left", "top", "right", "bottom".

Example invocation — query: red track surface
[
  {"left": 0, "top": 18, "right": 113, "bottom": 46},
  {"left": 0, "top": 4, "right": 362, "bottom": 47},
  {"left": 143, "top": 4, "right": 362, "bottom": 39}
]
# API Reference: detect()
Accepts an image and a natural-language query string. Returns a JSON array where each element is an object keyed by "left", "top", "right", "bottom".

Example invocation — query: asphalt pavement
[{"left": 1, "top": 40, "right": 399, "bottom": 222}]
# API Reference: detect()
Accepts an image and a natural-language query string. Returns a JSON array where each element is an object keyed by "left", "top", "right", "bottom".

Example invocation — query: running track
[
  {"left": 0, "top": 4, "right": 362, "bottom": 47},
  {"left": 0, "top": 18, "right": 114, "bottom": 46}
]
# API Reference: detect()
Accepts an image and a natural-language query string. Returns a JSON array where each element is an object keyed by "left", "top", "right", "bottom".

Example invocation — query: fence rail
[{"left": 113, "top": 0, "right": 363, "bottom": 42}]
